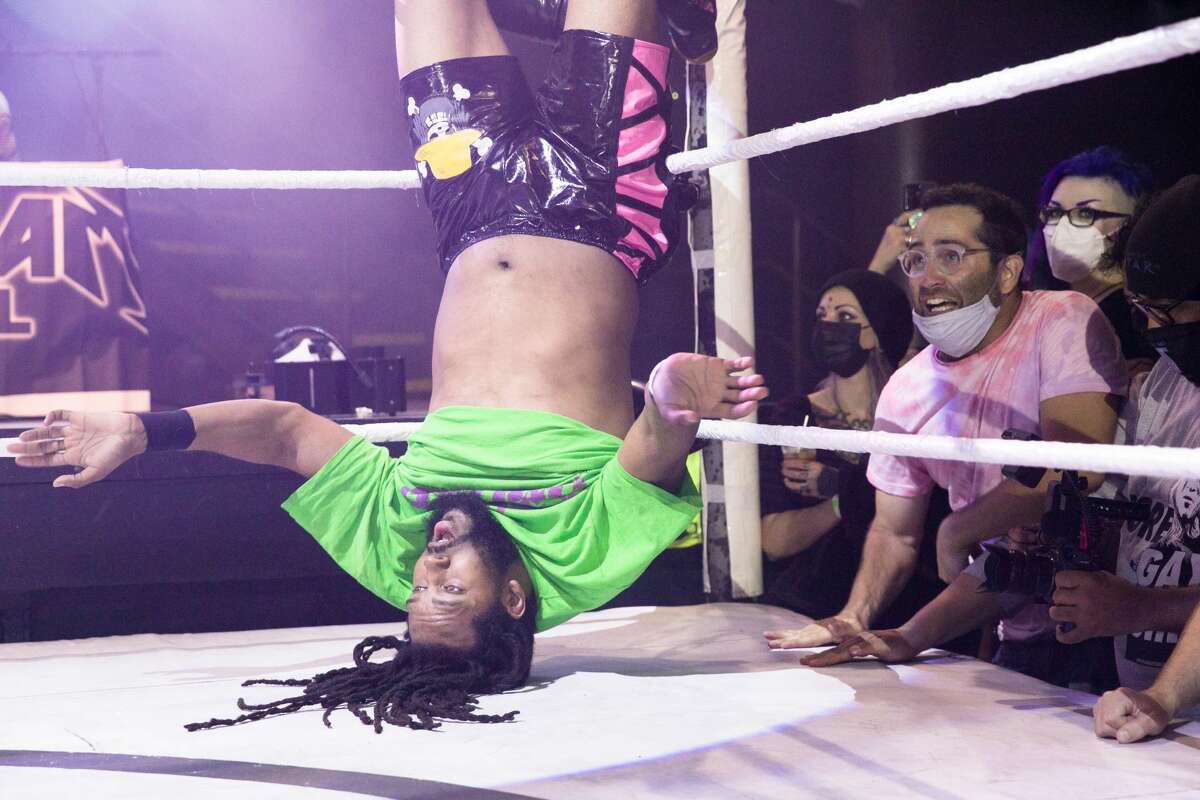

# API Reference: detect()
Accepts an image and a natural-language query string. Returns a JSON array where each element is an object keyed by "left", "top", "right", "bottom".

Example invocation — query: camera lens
[{"left": 981, "top": 548, "right": 1056, "bottom": 603}]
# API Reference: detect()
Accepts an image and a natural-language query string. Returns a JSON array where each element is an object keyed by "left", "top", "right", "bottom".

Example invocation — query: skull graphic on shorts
[
  {"left": 417, "top": 96, "right": 459, "bottom": 143},
  {"left": 408, "top": 84, "right": 489, "bottom": 180}
]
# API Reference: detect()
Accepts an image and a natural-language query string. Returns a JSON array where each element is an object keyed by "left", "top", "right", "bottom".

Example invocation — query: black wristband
[
  {"left": 815, "top": 464, "right": 841, "bottom": 499},
  {"left": 136, "top": 410, "right": 197, "bottom": 452}
]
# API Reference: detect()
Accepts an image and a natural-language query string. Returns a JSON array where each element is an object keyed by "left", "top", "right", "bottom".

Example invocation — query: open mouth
[
  {"left": 431, "top": 519, "right": 457, "bottom": 546},
  {"left": 923, "top": 297, "right": 960, "bottom": 316}
]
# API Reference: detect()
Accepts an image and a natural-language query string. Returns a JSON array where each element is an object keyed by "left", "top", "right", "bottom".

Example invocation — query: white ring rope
[
  {"left": 0, "top": 17, "right": 1196, "bottom": 190},
  {"left": 667, "top": 16, "right": 1200, "bottom": 174},
  {"left": 0, "top": 166, "right": 422, "bottom": 191},
  {"left": 3, "top": 420, "right": 1196, "bottom": 479},
  {"left": 2, "top": 19, "right": 1196, "bottom": 481},
  {"left": 339, "top": 419, "right": 1200, "bottom": 481}
]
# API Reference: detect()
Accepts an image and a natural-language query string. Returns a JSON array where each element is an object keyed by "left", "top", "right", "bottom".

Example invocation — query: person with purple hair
[{"left": 1032, "top": 146, "right": 1157, "bottom": 374}]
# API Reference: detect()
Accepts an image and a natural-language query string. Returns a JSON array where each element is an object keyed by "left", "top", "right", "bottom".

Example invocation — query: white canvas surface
[{"left": 1, "top": 603, "right": 1197, "bottom": 799}]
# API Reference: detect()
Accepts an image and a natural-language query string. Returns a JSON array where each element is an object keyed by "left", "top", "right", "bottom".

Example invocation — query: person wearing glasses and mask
[
  {"left": 1075, "top": 176, "right": 1200, "bottom": 743},
  {"left": 758, "top": 271, "right": 933, "bottom": 624},
  {"left": 765, "top": 183, "right": 1127, "bottom": 664},
  {"left": 1034, "top": 147, "right": 1157, "bottom": 375}
]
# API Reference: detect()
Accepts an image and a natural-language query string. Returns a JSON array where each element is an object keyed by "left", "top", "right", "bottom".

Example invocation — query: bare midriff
[{"left": 430, "top": 235, "right": 639, "bottom": 439}]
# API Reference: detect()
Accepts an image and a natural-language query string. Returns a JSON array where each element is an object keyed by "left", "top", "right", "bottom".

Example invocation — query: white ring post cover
[{"left": 707, "top": 0, "right": 761, "bottom": 599}]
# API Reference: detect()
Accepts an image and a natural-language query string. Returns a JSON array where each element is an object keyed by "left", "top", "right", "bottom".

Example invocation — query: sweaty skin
[{"left": 432, "top": 235, "right": 639, "bottom": 439}]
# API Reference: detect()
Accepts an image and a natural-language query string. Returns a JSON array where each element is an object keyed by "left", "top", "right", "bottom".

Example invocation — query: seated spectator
[
  {"left": 759, "top": 270, "right": 920, "bottom": 622},
  {"left": 1032, "top": 147, "right": 1157, "bottom": 375},
  {"left": 764, "top": 183, "right": 1127, "bottom": 667}
]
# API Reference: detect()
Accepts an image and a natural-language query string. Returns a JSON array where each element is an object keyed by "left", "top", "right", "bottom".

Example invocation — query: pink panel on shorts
[{"left": 612, "top": 39, "right": 671, "bottom": 279}]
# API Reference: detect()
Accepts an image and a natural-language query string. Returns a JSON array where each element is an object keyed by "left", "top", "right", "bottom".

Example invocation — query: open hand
[
  {"left": 1093, "top": 687, "right": 1171, "bottom": 744},
  {"left": 648, "top": 353, "right": 767, "bottom": 426},
  {"left": 8, "top": 409, "right": 146, "bottom": 488},
  {"left": 764, "top": 615, "right": 864, "bottom": 650},
  {"left": 800, "top": 629, "right": 919, "bottom": 667}
]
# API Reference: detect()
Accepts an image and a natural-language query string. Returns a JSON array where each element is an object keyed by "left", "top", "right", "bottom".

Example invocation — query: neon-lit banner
[{"left": 0, "top": 162, "right": 149, "bottom": 416}]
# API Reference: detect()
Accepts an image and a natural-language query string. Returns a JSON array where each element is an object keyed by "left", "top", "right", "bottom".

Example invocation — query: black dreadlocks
[
  {"left": 186, "top": 598, "right": 536, "bottom": 733},
  {"left": 187, "top": 492, "right": 537, "bottom": 733}
]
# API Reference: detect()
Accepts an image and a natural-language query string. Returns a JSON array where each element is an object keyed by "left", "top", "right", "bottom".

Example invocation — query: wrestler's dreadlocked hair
[
  {"left": 188, "top": 490, "right": 538, "bottom": 733},
  {"left": 185, "top": 595, "right": 536, "bottom": 733}
]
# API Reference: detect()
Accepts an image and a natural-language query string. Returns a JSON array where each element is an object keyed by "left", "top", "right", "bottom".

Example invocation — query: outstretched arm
[
  {"left": 1050, "top": 572, "right": 1200, "bottom": 645},
  {"left": 10, "top": 400, "right": 351, "bottom": 488},
  {"left": 764, "top": 489, "right": 931, "bottom": 650},
  {"left": 797, "top": 573, "right": 1002, "bottom": 667},
  {"left": 188, "top": 401, "right": 353, "bottom": 476},
  {"left": 617, "top": 354, "right": 766, "bottom": 493}
]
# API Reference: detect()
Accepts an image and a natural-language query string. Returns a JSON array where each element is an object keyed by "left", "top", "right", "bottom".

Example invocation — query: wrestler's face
[{"left": 406, "top": 495, "right": 518, "bottom": 650}]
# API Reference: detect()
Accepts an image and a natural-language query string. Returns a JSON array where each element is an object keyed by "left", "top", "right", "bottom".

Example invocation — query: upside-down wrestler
[{"left": 10, "top": 0, "right": 761, "bottom": 733}]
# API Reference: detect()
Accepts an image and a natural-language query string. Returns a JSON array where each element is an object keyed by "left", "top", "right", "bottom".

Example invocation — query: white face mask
[
  {"left": 1045, "top": 221, "right": 1106, "bottom": 284},
  {"left": 911, "top": 279, "right": 1002, "bottom": 359}
]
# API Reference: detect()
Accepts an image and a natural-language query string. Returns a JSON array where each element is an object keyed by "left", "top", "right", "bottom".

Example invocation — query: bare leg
[
  {"left": 562, "top": 0, "right": 663, "bottom": 43},
  {"left": 394, "top": 0, "right": 511, "bottom": 78}
]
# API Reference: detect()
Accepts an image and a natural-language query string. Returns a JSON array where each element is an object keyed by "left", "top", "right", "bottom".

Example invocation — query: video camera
[{"left": 979, "top": 429, "right": 1149, "bottom": 608}]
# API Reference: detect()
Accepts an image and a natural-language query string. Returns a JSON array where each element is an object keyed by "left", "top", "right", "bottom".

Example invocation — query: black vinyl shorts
[{"left": 400, "top": 29, "right": 685, "bottom": 284}]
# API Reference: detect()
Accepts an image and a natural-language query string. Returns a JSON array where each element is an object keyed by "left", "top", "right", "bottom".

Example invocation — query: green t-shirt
[{"left": 281, "top": 405, "right": 701, "bottom": 631}]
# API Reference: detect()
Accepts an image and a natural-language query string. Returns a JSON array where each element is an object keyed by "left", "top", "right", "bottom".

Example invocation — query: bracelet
[
  {"left": 830, "top": 495, "right": 842, "bottom": 519},
  {"left": 136, "top": 410, "right": 197, "bottom": 452}
]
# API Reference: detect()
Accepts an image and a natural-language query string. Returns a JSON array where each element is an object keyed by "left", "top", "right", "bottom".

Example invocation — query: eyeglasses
[
  {"left": 1127, "top": 294, "right": 1188, "bottom": 328},
  {"left": 897, "top": 245, "right": 991, "bottom": 277},
  {"left": 1039, "top": 206, "right": 1130, "bottom": 228}
]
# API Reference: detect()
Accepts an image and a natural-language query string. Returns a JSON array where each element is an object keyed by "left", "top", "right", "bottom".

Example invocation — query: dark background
[{"left": 2, "top": 0, "right": 1198, "bottom": 407}]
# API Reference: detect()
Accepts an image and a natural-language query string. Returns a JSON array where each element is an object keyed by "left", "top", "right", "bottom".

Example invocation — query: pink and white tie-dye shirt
[{"left": 867, "top": 290, "right": 1127, "bottom": 511}]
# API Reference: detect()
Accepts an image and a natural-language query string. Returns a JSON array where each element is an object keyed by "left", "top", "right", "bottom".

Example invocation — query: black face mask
[
  {"left": 1144, "top": 321, "right": 1200, "bottom": 387},
  {"left": 812, "top": 320, "right": 870, "bottom": 378}
]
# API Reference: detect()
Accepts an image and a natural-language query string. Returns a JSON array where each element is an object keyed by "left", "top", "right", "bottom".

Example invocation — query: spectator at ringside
[
  {"left": 1032, "top": 147, "right": 1157, "bottom": 375},
  {"left": 1095, "top": 602, "right": 1200, "bottom": 744},
  {"left": 759, "top": 270, "right": 940, "bottom": 625},
  {"left": 795, "top": 180, "right": 1200, "bottom": 700},
  {"left": 764, "top": 183, "right": 1127, "bottom": 660},
  {"left": 1061, "top": 175, "right": 1200, "bottom": 704}
]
